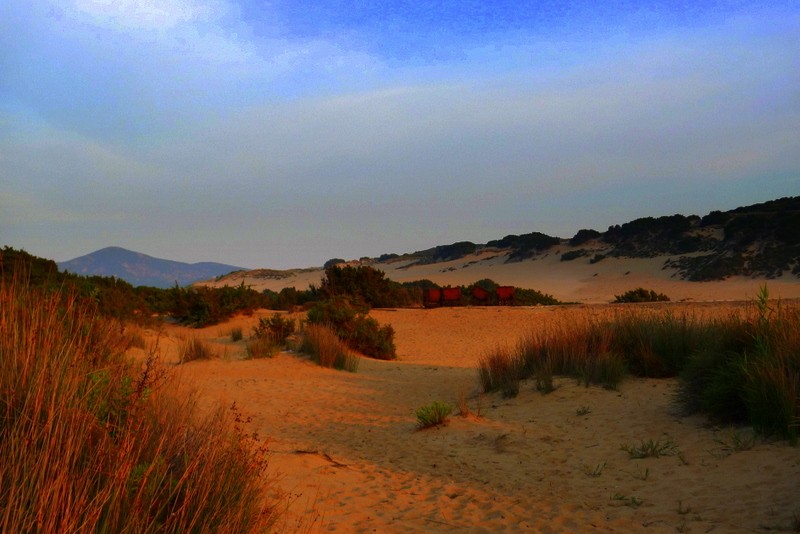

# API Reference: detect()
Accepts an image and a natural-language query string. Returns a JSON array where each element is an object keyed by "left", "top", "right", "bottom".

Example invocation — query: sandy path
[{"left": 141, "top": 305, "right": 800, "bottom": 533}]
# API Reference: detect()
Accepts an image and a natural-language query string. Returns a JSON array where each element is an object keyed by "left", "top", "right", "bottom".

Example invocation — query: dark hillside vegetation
[
  {"left": 375, "top": 196, "right": 800, "bottom": 281},
  {"left": 1, "top": 247, "right": 270, "bottom": 327}
]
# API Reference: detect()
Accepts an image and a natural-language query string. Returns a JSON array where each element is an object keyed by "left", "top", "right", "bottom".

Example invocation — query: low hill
[
  {"left": 381, "top": 196, "right": 800, "bottom": 281},
  {"left": 58, "top": 246, "right": 247, "bottom": 288},
  {"left": 201, "top": 196, "right": 800, "bottom": 303}
]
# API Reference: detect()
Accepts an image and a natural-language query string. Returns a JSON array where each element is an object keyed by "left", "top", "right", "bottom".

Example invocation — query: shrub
[
  {"left": 318, "top": 264, "right": 414, "bottom": 308},
  {"left": 0, "top": 278, "right": 275, "bottom": 533},
  {"left": 298, "top": 323, "right": 359, "bottom": 372},
  {"left": 569, "top": 229, "right": 601, "bottom": 246},
  {"left": 613, "top": 288, "right": 670, "bottom": 303},
  {"left": 307, "top": 297, "right": 396, "bottom": 360},
  {"left": 253, "top": 313, "right": 295, "bottom": 346},
  {"left": 560, "top": 249, "right": 589, "bottom": 262},
  {"left": 513, "top": 288, "right": 561, "bottom": 306},
  {"left": 416, "top": 401, "right": 453, "bottom": 429},
  {"left": 167, "top": 283, "right": 268, "bottom": 327},
  {"left": 348, "top": 316, "right": 396, "bottom": 360}
]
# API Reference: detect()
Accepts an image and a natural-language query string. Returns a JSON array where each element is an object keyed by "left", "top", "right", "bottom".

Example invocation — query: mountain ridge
[{"left": 58, "top": 246, "right": 247, "bottom": 288}]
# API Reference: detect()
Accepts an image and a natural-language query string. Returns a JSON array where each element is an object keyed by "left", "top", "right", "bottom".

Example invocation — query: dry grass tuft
[
  {"left": 299, "top": 323, "right": 360, "bottom": 372},
  {"left": 0, "top": 277, "right": 276, "bottom": 532},
  {"left": 179, "top": 335, "right": 217, "bottom": 363}
]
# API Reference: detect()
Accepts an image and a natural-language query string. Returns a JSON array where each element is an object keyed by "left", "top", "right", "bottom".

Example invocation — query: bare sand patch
[{"left": 141, "top": 304, "right": 800, "bottom": 533}]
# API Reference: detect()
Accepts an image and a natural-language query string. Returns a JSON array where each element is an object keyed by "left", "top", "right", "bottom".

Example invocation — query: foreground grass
[
  {"left": 0, "top": 278, "right": 275, "bottom": 532},
  {"left": 479, "top": 287, "right": 800, "bottom": 443}
]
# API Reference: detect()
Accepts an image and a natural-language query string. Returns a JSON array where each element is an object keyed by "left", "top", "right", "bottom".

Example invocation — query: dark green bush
[
  {"left": 253, "top": 313, "right": 295, "bottom": 345},
  {"left": 167, "top": 283, "right": 267, "bottom": 327},
  {"left": 307, "top": 297, "right": 396, "bottom": 360},
  {"left": 569, "top": 229, "right": 601, "bottom": 246},
  {"left": 514, "top": 288, "right": 560, "bottom": 306},
  {"left": 561, "top": 249, "right": 589, "bottom": 262},
  {"left": 613, "top": 288, "right": 670, "bottom": 303},
  {"left": 318, "top": 265, "right": 414, "bottom": 308}
]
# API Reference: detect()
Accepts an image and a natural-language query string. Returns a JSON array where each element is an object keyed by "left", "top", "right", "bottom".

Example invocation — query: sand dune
[
  {"left": 134, "top": 302, "right": 800, "bottom": 533},
  {"left": 202, "top": 250, "right": 800, "bottom": 304}
]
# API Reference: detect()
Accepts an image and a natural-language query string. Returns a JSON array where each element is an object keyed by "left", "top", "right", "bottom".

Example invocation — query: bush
[
  {"left": 569, "top": 229, "right": 601, "bottom": 246},
  {"left": 253, "top": 313, "right": 295, "bottom": 346},
  {"left": 318, "top": 264, "right": 414, "bottom": 308},
  {"left": 167, "top": 283, "right": 268, "bottom": 327},
  {"left": 514, "top": 288, "right": 560, "bottom": 306},
  {"left": 0, "top": 278, "right": 275, "bottom": 532},
  {"left": 560, "top": 249, "right": 589, "bottom": 262},
  {"left": 307, "top": 297, "right": 396, "bottom": 360},
  {"left": 613, "top": 288, "right": 670, "bottom": 303},
  {"left": 416, "top": 401, "right": 453, "bottom": 428}
]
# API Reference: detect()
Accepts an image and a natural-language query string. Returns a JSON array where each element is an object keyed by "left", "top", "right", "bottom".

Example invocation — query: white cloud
[{"left": 71, "top": 0, "right": 219, "bottom": 31}]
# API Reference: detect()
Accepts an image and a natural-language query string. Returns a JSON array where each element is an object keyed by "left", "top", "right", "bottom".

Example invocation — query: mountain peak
[{"left": 58, "top": 247, "right": 246, "bottom": 288}]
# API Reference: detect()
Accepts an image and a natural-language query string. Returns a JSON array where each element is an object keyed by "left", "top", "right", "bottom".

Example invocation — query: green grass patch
[{"left": 416, "top": 401, "right": 453, "bottom": 429}]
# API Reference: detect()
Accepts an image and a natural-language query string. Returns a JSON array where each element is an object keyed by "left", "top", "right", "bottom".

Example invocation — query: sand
[
  {"left": 199, "top": 250, "right": 800, "bottom": 305},
  {"left": 132, "top": 298, "right": 800, "bottom": 533}
]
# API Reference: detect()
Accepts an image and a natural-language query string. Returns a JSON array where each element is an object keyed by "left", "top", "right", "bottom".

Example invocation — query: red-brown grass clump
[
  {"left": 299, "top": 323, "right": 360, "bottom": 372},
  {"left": 0, "top": 277, "right": 275, "bottom": 532}
]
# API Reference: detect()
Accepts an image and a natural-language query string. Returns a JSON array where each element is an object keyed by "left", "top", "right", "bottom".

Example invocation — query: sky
[{"left": 1, "top": 1, "right": 799, "bottom": 269}]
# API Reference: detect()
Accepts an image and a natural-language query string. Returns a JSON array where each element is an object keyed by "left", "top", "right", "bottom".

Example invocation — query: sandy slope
[
  {"left": 201, "top": 249, "right": 800, "bottom": 304},
  {"left": 134, "top": 303, "right": 800, "bottom": 533}
]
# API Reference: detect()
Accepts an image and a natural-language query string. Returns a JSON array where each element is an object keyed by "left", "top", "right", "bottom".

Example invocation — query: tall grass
[
  {"left": 478, "top": 346, "right": 522, "bottom": 397},
  {"left": 299, "top": 323, "right": 360, "bottom": 372},
  {"left": 0, "top": 277, "right": 275, "bottom": 532},
  {"left": 477, "top": 288, "right": 800, "bottom": 442},
  {"left": 246, "top": 335, "right": 279, "bottom": 359},
  {"left": 179, "top": 335, "right": 217, "bottom": 363}
]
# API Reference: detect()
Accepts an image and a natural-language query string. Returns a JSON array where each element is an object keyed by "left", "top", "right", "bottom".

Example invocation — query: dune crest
[{"left": 201, "top": 249, "right": 800, "bottom": 304}]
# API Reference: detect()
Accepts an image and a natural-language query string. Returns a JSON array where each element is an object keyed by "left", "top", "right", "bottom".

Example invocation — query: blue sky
[{"left": 1, "top": 1, "right": 798, "bottom": 269}]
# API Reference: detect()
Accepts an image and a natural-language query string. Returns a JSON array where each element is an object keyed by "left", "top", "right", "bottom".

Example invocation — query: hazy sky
[{"left": 2, "top": 1, "right": 799, "bottom": 269}]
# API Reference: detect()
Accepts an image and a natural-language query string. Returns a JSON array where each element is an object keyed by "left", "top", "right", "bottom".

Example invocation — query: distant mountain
[{"left": 58, "top": 247, "right": 247, "bottom": 288}]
